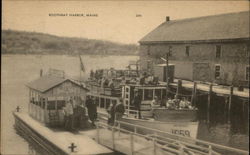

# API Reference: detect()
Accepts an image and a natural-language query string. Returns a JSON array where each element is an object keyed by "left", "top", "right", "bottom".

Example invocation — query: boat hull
[
  {"left": 97, "top": 108, "right": 199, "bottom": 139},
  {"left": 120, "top": 117, "right": 199, "bottom": 139},
  {"left": 152, "top": 108, "right": 198, "bottom": 122}
]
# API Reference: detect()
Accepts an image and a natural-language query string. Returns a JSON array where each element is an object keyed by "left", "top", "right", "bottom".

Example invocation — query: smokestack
[{"left": 166, "top": 16, "right": 170, "bottom": 22}]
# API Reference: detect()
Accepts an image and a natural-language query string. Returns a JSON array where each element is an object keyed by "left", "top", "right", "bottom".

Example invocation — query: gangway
[{"left": 95, "top": 121, "right": 249, "bottom": 155}]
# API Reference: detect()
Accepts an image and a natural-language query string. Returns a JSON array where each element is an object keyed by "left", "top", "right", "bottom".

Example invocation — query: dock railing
[
  {"left": 96, "top": 122, "right": 190, "bottom": 155},
  {"left": 108, "top": 121, "right": 248, "bottom": 155},
  {"left": 125, "top": 109, "right": 139, "bottom": 118}
]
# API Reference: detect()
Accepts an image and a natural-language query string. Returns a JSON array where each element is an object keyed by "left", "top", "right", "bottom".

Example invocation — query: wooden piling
[
  {"left": 130, "top": 133, "right": 134, "bottom": 155},
  {"left": 207, "top": 84, "right": 213, "bottom": 123},
  {"left": 176, "top": 80, "right": 182, "bottom": 99},
  {"left": 228, "top": 86, "right": 233, "bottom": 123},
  {"left": 191, "top": 82, "right": 197, "bottom": 106},
  {"left": 166, "top": 78, "right": 169, "bottom": 99}
]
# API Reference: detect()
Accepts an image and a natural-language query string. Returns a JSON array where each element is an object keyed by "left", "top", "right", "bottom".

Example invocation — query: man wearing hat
[
  {"left": 133, "top": 90, "right": 142, "bottom": 119},
  {"left": 114, "top": 98, "right": 125, "bottom": 124}
]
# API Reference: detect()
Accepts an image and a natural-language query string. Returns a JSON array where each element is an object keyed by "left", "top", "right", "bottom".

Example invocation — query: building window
[
  {"left": 215, "top": 65, "right": 221, "bottom": 79},
  {"left": 246, "top": 66, "right": 249, "bottom": 81},
  {"left": 168, "top": 46, "right": 172, "bottom": 56},
  {"left": 216, "top": 45, "right": 221, "bottom": 58},
  {"left": 147, "top": 46, "right": 150, "bottom": 56},
  {"left": 47, "top": 101, "right": 56, "bottom": 110},
  {"left": 147, "top": 60, "right": 151, "bottom": 70},
  {"left": 186, "top": 46, "right": 190, "bottom": 57},
  {"left": 246, "top": 44, "right": 250, "bottom": 57}
]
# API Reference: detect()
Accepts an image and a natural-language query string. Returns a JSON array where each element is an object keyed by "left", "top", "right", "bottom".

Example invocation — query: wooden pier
[
  {"left": 13, "top": 109, "right": 249, "bottom": 155},
  {"left": 165, "top": 79, "right": 249, "bottom": 127},
  {"left": 13, "top": 111, "right": 113, "bottom": 155},
  {"left": 90, "top": 121, "right": 249, "bottom": 155}
]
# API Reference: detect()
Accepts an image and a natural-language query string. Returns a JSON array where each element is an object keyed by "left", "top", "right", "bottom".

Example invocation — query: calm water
[
  {"left": 1, "top": 54, "right": 138, "bottom": 154},
  {"left": 1, "top": 54, "right": 248, "bottom": 154}
]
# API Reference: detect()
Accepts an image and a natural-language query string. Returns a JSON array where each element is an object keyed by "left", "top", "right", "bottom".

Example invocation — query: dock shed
[{"left": 26, "top": 73, "right": 89, "bottom": 127}]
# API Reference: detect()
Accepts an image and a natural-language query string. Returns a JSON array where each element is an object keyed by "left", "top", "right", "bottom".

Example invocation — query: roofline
[
  {"left": 26, "top": 85, "right": 44, "bottom": 93},
  {"left": 139, "top": 38, "right": 250, "bottom": 45},
  {"left": 26, "top": 79, "right": 89, "bottom": 93}
]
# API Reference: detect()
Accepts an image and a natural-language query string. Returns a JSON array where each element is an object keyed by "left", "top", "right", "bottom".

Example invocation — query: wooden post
[
  {"left": 208, "top": 145, "right": 212, "bottom": 155},
  {"left": 207, "top": 84, "right": 213, "bottom": 123},
  {"left": 104, "top": 98, "right": 107, "bottom": 109},
  {"left": 134, "top": 126, "right": 137, "bottom": 134},
  {"left": 112, "top": 127, "right": 115, "bottom": 149},
  {"left": 130, "top": 133, "right": 134, "bottom": 155},
  {"left": 228, "top": 86, "right": 233, "bottom": 123},
  {"left": 96, "top": 123, "right": 100, "bottom": 143},
  {"left": 166, "top": 79, "right": 169, "bottom": 99},
  {"left": 153, "top": 138, "right": 156, "bottom": 155},
  {"left": 118, "top": 122, "right": 121, "bottom": 136},
  {"left": 179, "top": 144, "right": 184, "bottom": 155},
  {"left": 142, "top": 88, "right": 145, "bottom": 101},
  {"left": 191, "top": 82, "right": 197, "bottom": 106},
  {"left": 165, "top": 52, "right": 169, "bottom": 99},
  {"left": 176, "top": 80, "right": 182, "bottom": 99}
]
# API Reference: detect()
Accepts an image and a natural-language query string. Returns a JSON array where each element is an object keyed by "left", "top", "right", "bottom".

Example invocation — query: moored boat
[{"left": 88, "top": 67, "right": 200, "bottom": 139}]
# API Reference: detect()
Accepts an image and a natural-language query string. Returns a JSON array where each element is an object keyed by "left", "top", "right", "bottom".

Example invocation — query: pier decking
[
  {"left": 13, "top": 112, "right": 113, "bottom": 155},
  {"left": 168, "top": 79, "right": 249, "bottom": 98},
  {"left": 13, "top": 110, "right": 249, "bottom": 155}
]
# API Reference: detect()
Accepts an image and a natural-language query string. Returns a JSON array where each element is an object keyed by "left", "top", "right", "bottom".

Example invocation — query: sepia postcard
[{"left": 1, "top": 0, "right": 249, "bottom": 155}]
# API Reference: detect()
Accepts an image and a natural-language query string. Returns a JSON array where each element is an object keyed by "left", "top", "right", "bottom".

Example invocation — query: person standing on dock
[
  {"left": 107, "top": 102, "right": 116, "bottom": 126},
  {"left": 114, "top": 98, "right": 125, "bottom": 125},
  {"left": 133, "top": 90, "right": 142, "bottom": 119},
  {"left": 64, "top": 99, "right": 74, "bottom": 131},
  {"left": 86, "top": 96, "right": 97, "bottom": 127}
]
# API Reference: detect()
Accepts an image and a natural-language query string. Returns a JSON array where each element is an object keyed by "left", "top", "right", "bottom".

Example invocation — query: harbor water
[{"left": 1, "top": 54, "right": 248, "bottom": 154}]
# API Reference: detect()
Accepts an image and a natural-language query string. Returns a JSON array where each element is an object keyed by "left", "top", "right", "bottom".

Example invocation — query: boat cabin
[
  {"left": 122, "top": 83, "right": 167, "bottom": 117},
  {"left": 26, "top": 70, "right": 89, "bottom": 127}
]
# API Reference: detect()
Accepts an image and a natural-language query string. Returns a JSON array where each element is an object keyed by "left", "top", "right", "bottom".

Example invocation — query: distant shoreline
[
  {"left": 1, "top": 53, "right": 139, "bottom": 57},
  {"left": 2, "top": 30, "right": 139, "bottom": 56}
]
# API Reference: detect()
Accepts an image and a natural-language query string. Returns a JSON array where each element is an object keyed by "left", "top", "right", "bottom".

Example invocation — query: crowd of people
[
  {"left": 62, "top": 95, "right": 126, "bottom": 132},
  {"left": 62, "top": 94, "right": 194, "bottom": 133},
  {"left": 62, "top": 96, "right": 98, "bottom": 132}
]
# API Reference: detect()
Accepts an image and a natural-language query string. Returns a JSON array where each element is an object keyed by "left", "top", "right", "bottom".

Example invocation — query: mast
[{"left": 165, "top": 52, "right": 169, "bottom": 98}]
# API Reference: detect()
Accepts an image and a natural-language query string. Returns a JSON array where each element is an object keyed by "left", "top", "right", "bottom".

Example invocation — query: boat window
[
  {"left": 95, "top": 97, "right": 100, "bottom": 105},
  {"left": 144, "top": 89, "right": 153, "bottom": 100},
  {"left": 106, "top": 99, "right": 110, "bottom": 109},
  {"left": 162, "top": 89, "right": 166, "bottom": 98},
  {"left": 112, "top": 100, "right": 117, "bottom": 105},
  {"left": 126, "top": 87, "right": 129, "bottom": 92},
  {"left": 155, "top": 89, "right": 162, "bottom": 99},
  {"left": 47, "top": 101, "right": 56, "bottom": 110},
  {"left": 38, "top": 99, "right": 41, "bottom": 107},
  {"left": 138, "top": 89, "right": 143, "bottom": 99},
  {"left": 57, "top": 100, "right": 66, "bottom": 110},
  {"left": 31, "top": 97, "right": 35, "bottom": 104}
]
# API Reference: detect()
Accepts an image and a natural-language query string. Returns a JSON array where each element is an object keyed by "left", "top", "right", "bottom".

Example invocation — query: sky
[{"left": 2, "top": 1, "right": 249, "bottom": 44}]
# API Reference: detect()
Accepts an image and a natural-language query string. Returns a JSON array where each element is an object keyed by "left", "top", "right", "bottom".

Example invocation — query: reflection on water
[{"left": 1, "top": 54, "right": 249, "bottom": 154}]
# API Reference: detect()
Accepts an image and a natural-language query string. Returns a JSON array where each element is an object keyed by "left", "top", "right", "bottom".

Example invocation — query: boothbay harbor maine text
[{"left": 1, "top": 1, "right": 249, "bottom": 155}]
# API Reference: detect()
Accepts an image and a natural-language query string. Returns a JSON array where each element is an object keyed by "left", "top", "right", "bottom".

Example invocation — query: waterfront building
[{"left": 139, "top": 11, "right": 250, "bottom": 87}]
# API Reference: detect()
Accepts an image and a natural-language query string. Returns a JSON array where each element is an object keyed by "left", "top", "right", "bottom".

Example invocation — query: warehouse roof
[{"left": 139, "top": 11, "right": 249, "bottom": 43}]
